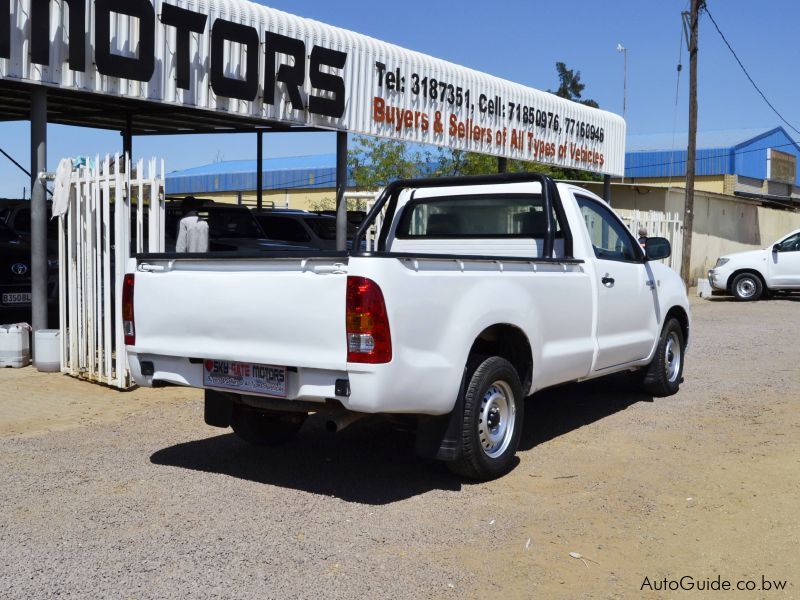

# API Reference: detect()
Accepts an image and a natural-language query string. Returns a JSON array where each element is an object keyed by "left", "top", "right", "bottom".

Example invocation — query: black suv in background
[
  {"left": 163, "top": 201, "right": 312, "bottom": 253},
  {"left": 0, "top": 220, "right": 58, "bottom": 324},
  {"left": 1, "top": 201, "right": 59, "bottom": 243},
  {"left": 252, "top": 209, "right": 367, "bottom": 251}
]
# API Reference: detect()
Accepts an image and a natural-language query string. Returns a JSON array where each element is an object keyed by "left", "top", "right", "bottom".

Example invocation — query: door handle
[{"left": 601, "top": 274, "right": 615, "bottom": 287}]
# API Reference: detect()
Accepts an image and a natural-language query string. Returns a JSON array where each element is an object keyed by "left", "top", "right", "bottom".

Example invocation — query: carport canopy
[{"left": 1, "top": 0, "right": 626, "bottom": 336}]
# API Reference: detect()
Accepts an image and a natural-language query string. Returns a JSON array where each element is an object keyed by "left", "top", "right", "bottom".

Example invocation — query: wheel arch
[
  {"left": 468, "top": 324, "right": 533, "bottom": 394},
  {"left": 664, "top": 305, "right": 690, "bottom": 348},
  {"left": 727, "top": 268, "right": 767, "bottom": 294}
]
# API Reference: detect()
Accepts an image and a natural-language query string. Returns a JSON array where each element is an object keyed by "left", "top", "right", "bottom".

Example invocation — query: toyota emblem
[{"left": 11, "top": 263, "right": 28, "bottom": 276}]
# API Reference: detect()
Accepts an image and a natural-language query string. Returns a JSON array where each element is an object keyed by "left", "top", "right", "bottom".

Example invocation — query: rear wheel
[
  {"left": 230, "top": 404, "right": 306, "bottom": 446},
  {"left": 447, "top": 356, "right": 524, "bottom": 480},
  {"left": 731, "top": 272, "right": 763, "bottom": 301}
]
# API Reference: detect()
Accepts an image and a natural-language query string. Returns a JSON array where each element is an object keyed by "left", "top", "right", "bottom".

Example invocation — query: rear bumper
[{"left": 128, "top": 352, "right": 458, "bottom": 416}]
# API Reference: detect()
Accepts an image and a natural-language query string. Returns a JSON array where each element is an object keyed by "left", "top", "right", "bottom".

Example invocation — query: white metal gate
[
  {"left": 618, "top": 209, "right": 684, "bottom": 272},
  {"left": 58, "top": 154, "right": 165, "bottom": 389}
]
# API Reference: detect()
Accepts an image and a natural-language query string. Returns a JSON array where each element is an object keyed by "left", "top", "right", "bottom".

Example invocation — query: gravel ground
[{"left": 0, "top": 295, "right": 798, "bottom": 599}]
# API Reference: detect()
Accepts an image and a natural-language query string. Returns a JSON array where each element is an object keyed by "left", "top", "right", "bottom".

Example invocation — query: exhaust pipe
[{"left": 325, "top": 411, "right": 365, "bottom": 433}]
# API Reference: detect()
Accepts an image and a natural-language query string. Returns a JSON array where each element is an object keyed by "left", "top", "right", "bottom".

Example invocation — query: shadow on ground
[
  {"left": 520, "top": 374, "right": 651, "bottom": 451},
  {"left": 151, "top": 375, "right": 651, "bottom": 505}
]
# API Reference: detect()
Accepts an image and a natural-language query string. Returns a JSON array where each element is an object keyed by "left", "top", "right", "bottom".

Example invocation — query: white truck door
[
  {"left": 769, "top": 232, "right": 800, "bottom": 288},
  {"left": 574, "top": 195, "right": 660, "bottom": 371}
]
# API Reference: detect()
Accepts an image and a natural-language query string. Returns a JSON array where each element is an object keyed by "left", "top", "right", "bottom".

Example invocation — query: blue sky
[{"left": 1, "top": 0, "right": 798, "bottom": 197}]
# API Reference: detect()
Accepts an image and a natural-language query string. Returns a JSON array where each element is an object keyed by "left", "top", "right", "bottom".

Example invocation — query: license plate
[
  {"left": 202, "top": 359, "right": 287, "bottom": 397},
  {"left": 2, "top": 292, "right": 31, "bottom": 305}
]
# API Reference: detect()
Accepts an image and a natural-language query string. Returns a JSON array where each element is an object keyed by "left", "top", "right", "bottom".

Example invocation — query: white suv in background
[{"left": 708, "top": 229, "right": 800, "bottom": 301}]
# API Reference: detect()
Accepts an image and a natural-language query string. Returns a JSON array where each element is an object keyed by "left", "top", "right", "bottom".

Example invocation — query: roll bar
[{"left": 351, "top": 172, "right": 573, "bottom": 259}]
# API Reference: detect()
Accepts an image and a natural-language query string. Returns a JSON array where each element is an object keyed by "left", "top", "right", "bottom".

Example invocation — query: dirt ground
[{"left": 0, "top": 295, "right": 798, "bottom": 599}]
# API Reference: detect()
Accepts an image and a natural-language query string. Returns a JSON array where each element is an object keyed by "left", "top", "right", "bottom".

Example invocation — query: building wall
[{"left": 620, "top": 175, "right": 726, "bottom": 194}]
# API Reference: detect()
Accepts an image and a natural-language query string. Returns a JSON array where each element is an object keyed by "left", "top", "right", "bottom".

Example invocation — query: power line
[
  {"left": 705, "top": 4, "right": 800, "bottom": 137},
  {"left": 667, "top": 16, "right": 686, "bottom": 186}
]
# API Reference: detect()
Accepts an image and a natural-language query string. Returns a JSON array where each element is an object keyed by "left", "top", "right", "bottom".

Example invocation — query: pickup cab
[
  {"left": 125, "top": 174, "right": 690, "bottom": 480},
  {"left": 708, "top": 228, "right": 800, "bottom": 301}
]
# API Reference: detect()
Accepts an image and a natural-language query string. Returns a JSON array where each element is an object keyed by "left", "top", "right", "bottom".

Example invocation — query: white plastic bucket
[
  {"left": 34, "top": 329, "right": 61, "bottom": 373},
  {"left": 0, "top": 323, "right": 31, "bottom": 368}
]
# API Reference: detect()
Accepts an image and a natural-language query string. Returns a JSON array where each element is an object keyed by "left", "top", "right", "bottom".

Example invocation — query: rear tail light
[
  {"left": 346, "top": 276, "right": 392, "bottom": 363},
  {"left": 122, "top": 274, "right": 135, "bottom": 346}
]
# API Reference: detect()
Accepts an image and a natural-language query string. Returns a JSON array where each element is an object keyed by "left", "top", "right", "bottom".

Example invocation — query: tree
[
  {"left": 433, "top": 149, "right": 598, "bottom": 181},
  {"left": 551, "top": 61, "right": 599, "bottom": 108},
  {"left": 348, "top": 135, "right": 432, "bottom": 190}
]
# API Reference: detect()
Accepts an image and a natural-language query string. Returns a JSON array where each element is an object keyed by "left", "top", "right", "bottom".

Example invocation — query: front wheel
[
  {"left": 447, "top": 356, "right": 524, "bottom": 480},
  {"left": 641, "top": 318, "right": 685, "bottom": 397},
  {"left": 230, "top": 404, "right": 306, "bottom": 446},
  {"left": 731, "top": 272, "right": 763, "bottom": 301}
]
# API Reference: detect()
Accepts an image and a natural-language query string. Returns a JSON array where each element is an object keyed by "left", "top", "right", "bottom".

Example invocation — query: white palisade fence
[
  {"left": 58, "top": 154, "right": 165, "bottom": 389},
  {"left": 618, "top": 209, "right": 683, "bottom": 272}
]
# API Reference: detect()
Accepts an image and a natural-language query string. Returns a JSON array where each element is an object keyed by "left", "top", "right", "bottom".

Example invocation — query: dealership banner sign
[{"left": 0, "top": 0, "right": 626, "bottom": 175}]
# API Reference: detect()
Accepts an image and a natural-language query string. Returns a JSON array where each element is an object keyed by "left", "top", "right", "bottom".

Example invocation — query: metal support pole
[
  {"left": 256, "top": 130, "right": 263, "bottom": 211},
  {"left": 123, "top": 113, "right": 133, "bottom": 161},
  {"left": 30, "top": 88, "right": 48, "bottom": 336},
  {"left": 335, "top": 132, "right": 348, "bottom": 251},
  {"left": 603, "top": 175, "right": 611, "bottom": 206},
  {"left": 497, "top": 157, "right": 507, "bottom": 173}
]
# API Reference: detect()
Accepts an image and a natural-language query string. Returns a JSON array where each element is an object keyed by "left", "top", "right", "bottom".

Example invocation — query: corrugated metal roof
[
  {"left": 166, "top": 154, "right": 345, "bottom": 194},
  {"left": 627, "top": 128, "right": 779, "bottom": 152},
  {"left": 625, "top": 127, "right": 800, "bottom": 183},
  {"left": 3, "top": 0, "right": 626, "bottom": 175},
  {"left": 168, "top": 154, "right": 336, "bottom": 177}
]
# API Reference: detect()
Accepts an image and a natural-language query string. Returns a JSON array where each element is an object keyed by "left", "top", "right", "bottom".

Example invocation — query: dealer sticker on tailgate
[{"left": 203, "top": 360, "right": 287, "bottom": 397}]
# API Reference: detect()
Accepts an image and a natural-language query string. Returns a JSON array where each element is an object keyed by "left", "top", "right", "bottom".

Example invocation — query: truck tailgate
[{"left": 132, "top": 258, "right": 348, "bottom": 371}]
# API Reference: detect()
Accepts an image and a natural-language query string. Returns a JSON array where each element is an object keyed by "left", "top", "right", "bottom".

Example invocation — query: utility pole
[{"left": 680, "top": 0, "right": 703, "bottom": 286}]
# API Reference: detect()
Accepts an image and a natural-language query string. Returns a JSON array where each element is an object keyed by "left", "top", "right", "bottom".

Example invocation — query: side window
[
  {"left": 778, "top": 233, "right": 800, "bottom": 252},
  {"left": 575, "top": 196, "right": 641, "bottom": 262},
  {"left": 259, "top": 217, "right": 311, "bottom": 243}
]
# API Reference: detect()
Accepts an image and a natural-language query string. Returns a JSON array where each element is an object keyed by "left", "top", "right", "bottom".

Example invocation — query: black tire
[
  {"left": 447, "top": 356, "right": 524, "bottom": 480},
  {"left": 731, "top": 272, "right": 763, "bottom": 301},
  {"left": 641, "top": 318, "right": 685, "bottom": 397},
  {"left": 230, "top": 404, "right": 306, "bottom": 446}
]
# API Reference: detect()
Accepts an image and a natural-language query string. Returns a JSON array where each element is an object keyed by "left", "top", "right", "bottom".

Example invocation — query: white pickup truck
[
  {"left": 125, "top": 174, "right": 690, "bottom": 480},
  {"left": 708, "top": 228, "right": 800, "bottom": 301}
]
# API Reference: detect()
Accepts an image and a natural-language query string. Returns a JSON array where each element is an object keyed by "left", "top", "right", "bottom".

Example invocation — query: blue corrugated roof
[
  {"left": 166, "top": 154, "right": 347, "bottom": 195},
  {"left": 168, "top": 154, "right": 336, "bottom": 177},
  {"left": 627, "top": 128, "right": 780, "bottom": 152},
  {"left": 625, "top": 127, "right": 800, "bottom": 183}
]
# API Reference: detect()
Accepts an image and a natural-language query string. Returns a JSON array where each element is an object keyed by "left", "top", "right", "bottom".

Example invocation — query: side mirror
[
  {"left": 645, "top": 237, "right": 671, "bottom": 261},
  {"left": 772, "top": 244, "right": 781, "bottom": 253}
]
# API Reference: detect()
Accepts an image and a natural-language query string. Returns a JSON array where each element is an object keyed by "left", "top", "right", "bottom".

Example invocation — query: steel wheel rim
[
  {"left": 478, "top": 380, "right": 516, "bottom": 459},
  {"left": 736, "top": 278, "right": 756, "bottom": 298},
  {"left": 664, "top": 331, "right": 682, "bottom": 383}
]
